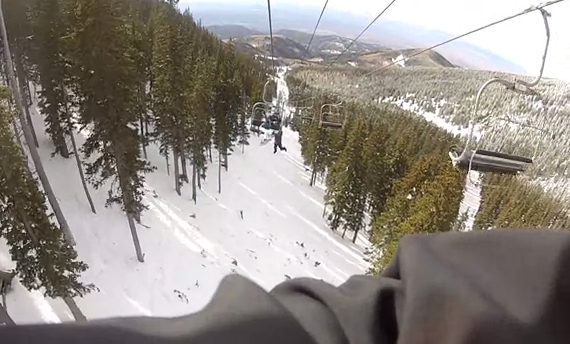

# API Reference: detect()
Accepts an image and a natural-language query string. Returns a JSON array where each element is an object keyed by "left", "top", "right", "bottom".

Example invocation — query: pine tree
[
  {"left": 64, "top": 0, "right": 153, "bottom": 262},
  {"left": 325, "top": 119, "right": 368, "bottom": 242},
  {"left": 0, "top": 86, "right": 93, "bottom": 319},
  {"left": 28, "top": 0, "right": 70, "bottom": 158},
  {"left": 29, "top": 0, "right": 97, "bottom": 214},
  {"left": 3, "top": 0, "right": 39, "bottom": 147},
  {"left": 151, "top": 4, "right": 191, "bottom": 196},
  {"left": 362, "top": 120, "right": 392, "bottom": 221},
  {"left": 187, "top": 51, "right": 213, "bottom": 203}
]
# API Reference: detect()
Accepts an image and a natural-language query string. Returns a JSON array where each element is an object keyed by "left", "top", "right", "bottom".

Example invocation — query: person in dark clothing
[
  {"left": 3, "top": 229, "right": 570, "bottom": 344},
  {"left": 273, "top": 129, "right": 287, "bottom": 154}
]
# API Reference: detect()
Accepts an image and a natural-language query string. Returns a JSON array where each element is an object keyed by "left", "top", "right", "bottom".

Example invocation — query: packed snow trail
[{"left": 0, "top": 77, "right": 370, "bottom": 324}]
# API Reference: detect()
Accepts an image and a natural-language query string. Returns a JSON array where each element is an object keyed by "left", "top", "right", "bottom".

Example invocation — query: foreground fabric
[{"left": 3, "top": 229, "right": 570, "bottom": 344}]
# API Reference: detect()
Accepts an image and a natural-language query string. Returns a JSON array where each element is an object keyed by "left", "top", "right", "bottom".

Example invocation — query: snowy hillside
[{"left": 0, "top": 74, "right": 370, "bottom": 324}]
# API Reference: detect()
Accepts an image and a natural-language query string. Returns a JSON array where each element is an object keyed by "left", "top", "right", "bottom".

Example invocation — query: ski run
[{"left": 0, "top": 68, "right": 480, "bottom": 323}]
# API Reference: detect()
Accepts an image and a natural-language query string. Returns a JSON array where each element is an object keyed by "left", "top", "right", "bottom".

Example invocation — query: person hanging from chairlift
[
  {"left": 273, "top": 129, "right": 287, "bottom": 154},
  {"left": 268, "top": 111, "right": 281, "bottom": 131}
]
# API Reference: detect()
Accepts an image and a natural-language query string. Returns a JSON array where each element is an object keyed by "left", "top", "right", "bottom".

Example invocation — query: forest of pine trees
[
  {"left": 286, "top": 74, "right": 570, "bottom": 274},
  {"left": 1, "top": 0, "right": 267, "bottom": 320}
]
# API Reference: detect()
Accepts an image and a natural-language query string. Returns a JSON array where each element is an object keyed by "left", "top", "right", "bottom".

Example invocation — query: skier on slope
[{"left": 273, "top": 129, "right": 287, "bottom": 154}]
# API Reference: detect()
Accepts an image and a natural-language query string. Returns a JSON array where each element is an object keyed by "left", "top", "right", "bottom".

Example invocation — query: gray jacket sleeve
[{"left": 3, "top": 229, "right": 570, "bottom": 344}]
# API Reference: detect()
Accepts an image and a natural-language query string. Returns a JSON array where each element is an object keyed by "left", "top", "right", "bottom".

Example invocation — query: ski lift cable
[
  {"left": 305, "top": 0, "right": 330, "bottom": 58},
  {"left": 360, "top": 0, "right": 565, "bottom": 78},
  {"left": 266, "top": 0, "right": 276, "bottom": 72},
  {"left": 328, "top": 0, "right": 398, "bottom": 66}
]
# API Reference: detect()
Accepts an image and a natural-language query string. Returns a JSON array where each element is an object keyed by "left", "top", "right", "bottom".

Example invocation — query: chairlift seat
[
  {"left": 320, "top": 121, "right": 344, "bottom": 129},
  {"left": 473, "top": 149, "right": 533, "bottom": 164},
  {"left": 449, "top": 148, "right": 531, "bottom": 175},
  {"left": 251, "top": 119, "right": 264, "bottom": 127}
]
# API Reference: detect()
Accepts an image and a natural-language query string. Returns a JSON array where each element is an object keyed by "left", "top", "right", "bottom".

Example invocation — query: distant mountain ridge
[
  {"left": 208, "top": 25, "right": 456, "bottom": 69},
  {"left": 185, "top": 1, "right": 526, "bottom": 74}
]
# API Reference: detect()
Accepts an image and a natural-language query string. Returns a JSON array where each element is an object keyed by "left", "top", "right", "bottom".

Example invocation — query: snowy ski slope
[
  {"left": 0, "top": 72, "right": 371, "bottom": 324},
  {"left": 0, "top": 67, "right": 482, "bottom": 325}
]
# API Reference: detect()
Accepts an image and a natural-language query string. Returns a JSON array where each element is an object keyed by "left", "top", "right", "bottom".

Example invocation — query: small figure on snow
[{"left": 273, "top": 129, "right": 287, "bottom": 154}]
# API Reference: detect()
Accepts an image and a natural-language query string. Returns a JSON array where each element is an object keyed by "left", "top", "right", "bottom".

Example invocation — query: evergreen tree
[
  {"left": 0, "top": 86, "right": 92, "bottom": 303},
  {"left": 325, "top": 119, "right": 368, "bottom": 242},
  {"left": 28, "top": 0, "right": 70, "bottom": 158},
  {"left": 64, "top": 0, "right": 153, "bottom": 262}
]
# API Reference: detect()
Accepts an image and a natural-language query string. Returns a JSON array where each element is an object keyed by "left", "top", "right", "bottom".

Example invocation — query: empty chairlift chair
[
  {"left": 299, "top": 108, "right": 314, "bottom": 124},
  {"left": 449, "top": 146, "right": 533, "bottom": 175},
  {"left": 263, "top": 79, "right": 276, "bottom": 104},
  {"left": 449, "top": 8, "right": 553, "bottom": 177},
  {"left": 319, "top": 102, "right": 345, "bottom": 129},
  {"left": 250, "top": 102, "right": 266, "bottom": 133},
  {"left": 448, "top": 79, "right": 546, "bottom": 176}
]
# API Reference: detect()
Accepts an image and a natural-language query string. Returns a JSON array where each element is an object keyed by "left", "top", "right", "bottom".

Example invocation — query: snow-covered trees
[{"left": 287, "top": 64, "right": 570, "bottom": 274}]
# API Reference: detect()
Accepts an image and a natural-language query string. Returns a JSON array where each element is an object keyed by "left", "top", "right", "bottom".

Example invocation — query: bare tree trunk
[
  {"left": 208, "top": 143, "right": 212, "bottom": 163},
  {"left": 15, "top": 56, "right": 39, "bottom": 148},
  {"left": 63, "top": 297, "right": 87, "bottom": 321},
  {"left": 342, "top": 227, "right": 347, "bottom": 238},
  {"left": 66, "top": 117, "right": 96, "bottom": 214},
  {"left": 62, "top": 86, "right": 95, "bottom": 213},
  {"left": 180, "top": 145, "right": 188, "bottom": 183},
  {"left": 309, "top": 155, "right": 317, "bottom": 186},
  {"left": 223, "top": 149, "right": 228, "bottom": 172},
  {"left": 191, "top": 161, "right": 197, "bottom": 204},
  {"left": 114, "top": 149, "right": 145, "bottom": 263},
  {"left": 164, "top": 145, "right": 170, "bottom": 176},
  {"left": 310, "top": 168, "right": 317, "bottom": 187},
  {"left": 352, "top": 227, "right": 359, "bottom": 243},
  {"left": 173, "top": 148, "right": 181, "bottom": 195},
  {"left": 24, "top": 75, "right": 32, "bottom": 106},
  {"left": 218, "top": 152, "right": 222, "bottom": 194},
  {"left": 0, "top": 4, "right": 76, "bottom": 245},
  {"left": 322, "top": 204, "right": 327, "bottom": 218},
  {"left": 11, "top": 116, "right": 33, "bottom": 180},
  {"left": 139, "top": 115, "right": 147, "bottom": 160},
  {"left": 144, "top": 118, "right": 150, "bottom": 138}
]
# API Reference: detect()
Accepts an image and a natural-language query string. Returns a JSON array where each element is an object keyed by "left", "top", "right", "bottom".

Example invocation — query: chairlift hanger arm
[{"left": 516, "top": 8, "right": 551, "bottom": 88}]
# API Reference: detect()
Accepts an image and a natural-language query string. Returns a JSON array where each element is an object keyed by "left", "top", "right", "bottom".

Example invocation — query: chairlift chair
[
  {"left": 448, "top": 79, "right": 545, "bottom": 178},
  {"left": 319, "top": 101, "right": 345, "bottom": 129},
  {"left": 299, "top": 108, "right": 314, "bottom": 124},
  {"left": 449, "top": 8, "right": 552, "bottom": 179},
  {"left": 250, "top": 102, "right": 266, "bottom": 133},
  {"left": 263, "top": 79, "right": 276, "bottom": 104}
]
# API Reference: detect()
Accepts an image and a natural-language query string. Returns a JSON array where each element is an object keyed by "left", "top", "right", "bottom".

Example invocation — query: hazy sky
[{"left": 183, "top": 0, "right": 570, "bottom": 81}]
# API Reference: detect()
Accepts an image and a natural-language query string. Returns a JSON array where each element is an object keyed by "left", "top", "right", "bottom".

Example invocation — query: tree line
[
  {"left": 0, "top": 0, "right": 268, "bottom": 322},
  {"left": 291, "top": 65, "right": 570, "bottom": 184},
  {"left": 286, "top": 75, "right": 465, "bottom": 273},
  {"left": 286, "top": 73, "right": 570, "bottom": 274}
]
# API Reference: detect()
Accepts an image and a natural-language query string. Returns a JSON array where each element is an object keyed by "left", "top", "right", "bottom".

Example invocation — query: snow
[
  {"left": 0, "top": 71, "right": 370, "bottom": 324},
  {"left": 392, "top": 54, "right": 408, "bottom": 68}
]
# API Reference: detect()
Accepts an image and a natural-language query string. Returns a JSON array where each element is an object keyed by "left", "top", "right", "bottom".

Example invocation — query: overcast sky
[{"left": 182, "top": 0, "right": 570, "bottom": 81}]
